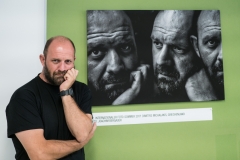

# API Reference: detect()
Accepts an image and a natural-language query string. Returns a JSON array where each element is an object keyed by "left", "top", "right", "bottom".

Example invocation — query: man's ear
[
  {"left": 190, "top": 35, "right": 200, "bottom": 58},
  {"left": 39, "top": 54, "right": 45, "bottom": 66}
]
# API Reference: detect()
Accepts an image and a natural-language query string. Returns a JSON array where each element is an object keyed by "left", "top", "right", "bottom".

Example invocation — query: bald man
[
  {"left": 151, "top": 10, "right": 202, "bottom": 102},
  {"left": 6, "top": 36, "right": 96, "bottom": 160},
  {"left": 190, "top": 10, "right": 224, "bottom": 100},
  {"left": 87, "top": 10, "right": 150, "bottom": 106}
]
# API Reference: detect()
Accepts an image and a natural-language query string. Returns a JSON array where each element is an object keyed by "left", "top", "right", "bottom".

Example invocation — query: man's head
[
  {"left": 40, "top": 36, "right": 75, "bottom": 85},
  {"left": 87, "top": 10, "right": 138, "bottom": 104},
  {"left": 191, "top": 10, "right": 224, "bottom": 99},
  {"left": 151, "top": 10, "right": 199, "bottom": 97}
]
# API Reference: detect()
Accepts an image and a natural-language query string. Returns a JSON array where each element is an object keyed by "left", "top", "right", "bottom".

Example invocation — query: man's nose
[
  {"left": 106, "top": 49, "right": 123, "bottom": 74},
  {"left": 217, "top": 43, "right": 223, "bottom": 62},
  {"left": 156, "top": 45, "right": 172, "bottom": 66},
  {"left": 58, "top": 62, "right": 67, "bottom": 71}
]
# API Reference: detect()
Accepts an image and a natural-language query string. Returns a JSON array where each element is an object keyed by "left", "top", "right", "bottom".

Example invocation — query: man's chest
[{"left": 37, "top": 93, "right": 73, "bottom": 140}]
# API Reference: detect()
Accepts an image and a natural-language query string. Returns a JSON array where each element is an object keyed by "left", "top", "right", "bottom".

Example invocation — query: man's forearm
[
  {"left": 37, "top": 123, "right": 96, "bottom": 160},
  {"left": 61, "top": 95, "right": 92, "bottom": 142},
  {"left": 16, "top": 129, "right": 92, "bottom": 160},
  {"left": 35, "top": 139, "right": 84, "bottom": 160}
]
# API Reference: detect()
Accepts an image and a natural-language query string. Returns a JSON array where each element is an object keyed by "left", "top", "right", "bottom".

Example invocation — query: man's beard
[
  {"left": 211, "top": 60, "right": 224, "bottom": 99},
  {"left": 89, "top": 71, "right": 131, "bottom": 103},
  {"left": 154, "top": 64, "right": 184, "bottom": 96},
  {"left": 212, "top": 60, "right": 224, "bottom": 86},
  {"left": 43, "top": 65, "right": 67, "bottom": 86}
]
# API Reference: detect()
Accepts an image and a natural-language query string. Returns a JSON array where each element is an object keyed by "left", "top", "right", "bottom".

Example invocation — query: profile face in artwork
[{"left": 191, "top": 10, "right": 224, "bottom": 99}]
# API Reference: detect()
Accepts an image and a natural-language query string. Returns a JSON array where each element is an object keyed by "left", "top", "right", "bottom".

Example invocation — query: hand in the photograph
[
  {"left": 185, "top": 68, "right": 218, "bottom": 101},
  {"left": 112, "top": 64, "right": 150, "bottom": 105},
  {"left": 60, "top": 68, "right": 79, "bottom": 91}
]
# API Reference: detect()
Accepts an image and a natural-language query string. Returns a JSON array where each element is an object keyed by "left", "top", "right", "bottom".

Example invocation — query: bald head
[
  {"left": 197, "top": 10, "right": 220, "bottom": 31},
  {"left": 43, "top": 36, "right": 75, "bottom": 57},
  {"left": 154, "top": 10, "right": 195, "bottom": 36},
  {"left": 87, "top": 10, "right": 134, "bottom": 37}
]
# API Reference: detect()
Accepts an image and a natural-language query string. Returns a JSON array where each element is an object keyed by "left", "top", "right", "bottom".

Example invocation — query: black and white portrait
[{"left": 87, "top": 10, "right": 224, "bottom": 106}]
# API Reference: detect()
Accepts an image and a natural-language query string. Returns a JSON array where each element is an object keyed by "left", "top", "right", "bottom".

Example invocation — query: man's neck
[{"left": 39, "top": 72, "right": 52, "bottom": 85}]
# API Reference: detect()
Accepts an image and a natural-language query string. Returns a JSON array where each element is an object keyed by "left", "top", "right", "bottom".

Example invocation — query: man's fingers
[
  {"left": 88, "top": 122, "right": 97, "bottom": 139},
  {"left": 130, "top": 71, "right": 142, "bottom": 89},
  {"left": 91, "top": 122, "right": 97, "bottom": 133},
  {"left": 137, "top": 64, "right": 150, "bottom": 82},
  {"left": 60, "top": 69, "right": 79, "bottom": 91},
  {"left": 64, "top": 69, "right": 79, "bottom": 80},
  {"left": 66, "top": 68, "right": 78, "bottom": 76}
]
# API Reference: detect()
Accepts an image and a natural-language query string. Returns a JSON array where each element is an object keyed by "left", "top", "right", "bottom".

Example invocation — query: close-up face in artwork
[{"left": 87, "top": 11, "right": 138, "bottom": 102}]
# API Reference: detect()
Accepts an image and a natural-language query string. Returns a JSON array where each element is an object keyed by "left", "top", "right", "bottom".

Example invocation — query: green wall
[{"left": 47, "top": 0, "right": 240, "bottom": 159}]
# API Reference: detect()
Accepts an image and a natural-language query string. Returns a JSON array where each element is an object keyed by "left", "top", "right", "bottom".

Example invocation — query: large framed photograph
[{"left": 87, "top": 10, "right": 224, "bottom": 106}]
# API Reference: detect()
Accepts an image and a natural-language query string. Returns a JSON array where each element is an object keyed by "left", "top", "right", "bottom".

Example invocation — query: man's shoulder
[
  {"left": 74, "top": 80, "right": 87, "bottom": 86},
  {"left": 73, "top": 81, "right": 91, "bottom": 96},
  {"left": 73, "top": 81, "right": 89, "bottom": 89},
  {"left": 11, "top": 75, "right": 40, "bottom": 98}
]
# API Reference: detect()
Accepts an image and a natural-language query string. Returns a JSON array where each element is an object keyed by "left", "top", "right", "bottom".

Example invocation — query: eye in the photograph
[
  {"left": 206, "top": 39, "right": 219, "bottom": 49},
  {"left": 120, "top": 44, "right": 132, "bottom": 53},
  {"left": 172, "top": 46, "right": 185, "bottom": 54},
  {"left": 153, "top": 40, "right": 163, "bottom": 49},
  {"left": 89, "top": 49, "right": 105, "bottom": 59}
]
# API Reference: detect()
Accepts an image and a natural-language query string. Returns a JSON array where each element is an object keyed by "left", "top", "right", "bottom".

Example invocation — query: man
[
  {"left": 190, "top": 10, "right": 224, "bottom": 100},
  {"left": 87, "top": 10, "right": 149, "bottom": 106},
  {"left": 6, "top": 36, "right": 96, "bottom": 160},
  {"left": 151, "top": 10, "right": 202, "bottom": 102}
]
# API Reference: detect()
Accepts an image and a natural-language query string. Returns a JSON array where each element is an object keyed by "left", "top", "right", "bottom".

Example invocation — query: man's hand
[
  {"left": 185, "top": 68, "right": 218, "bottom": 101},
  {"left": 60, "top": 68, "right": 79, "bottom": 91},
  {"left": 112, "top": 64, "right": 150, "bottom": 105},
  {"left": 60, "top": 68, "right": 92, "bottom": 142}
]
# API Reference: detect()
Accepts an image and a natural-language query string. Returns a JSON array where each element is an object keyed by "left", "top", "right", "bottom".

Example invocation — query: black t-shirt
[{"left": 6, "top": 75, "right": 92, "bottom": 160}]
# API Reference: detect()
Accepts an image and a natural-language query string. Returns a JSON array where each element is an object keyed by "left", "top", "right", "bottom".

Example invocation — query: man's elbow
[
  {"left": 75, "top": 119, "right": 93, "bottom": 143},
  {"left": 75, "top": 131, "right": 90, "bottom": 143},
  {"left": 76, "top": 126, "right": 93, "bottom": 143}
]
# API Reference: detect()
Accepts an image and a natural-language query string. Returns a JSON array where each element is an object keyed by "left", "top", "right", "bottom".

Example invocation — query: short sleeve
[
  {"left": 6, "top": 88, "right": 43, "bottom": 138},
  {"left": 74, "top": 83, "right": 92, "bottom": 115}
]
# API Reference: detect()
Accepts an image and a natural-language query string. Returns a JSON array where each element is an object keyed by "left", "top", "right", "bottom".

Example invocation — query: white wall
[{"left": 0, "top": 0, "right": 45, "bottom": 159}]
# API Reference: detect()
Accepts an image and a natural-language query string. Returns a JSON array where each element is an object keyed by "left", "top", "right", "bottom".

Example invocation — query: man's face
[
  {"left": 197, "top": 11, "right": 223, "bottom": 89},
  {"left": 87, "top": 11, "right": 138, "bottom": 101},
  {"left": 151, "top": 11, "right": 198, "bottom": 96},
  {"left": 43, "top": 40, "right": 75, "bottom": 85}
]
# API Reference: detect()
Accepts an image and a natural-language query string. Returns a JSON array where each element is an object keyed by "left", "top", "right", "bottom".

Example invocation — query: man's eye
[
  {"left": 89, "top": 50, "right": 105, "bottom": 59},
  {"left": 120, "top": 45, "right": 132, "bottom": 53},
  {"left": 207, "top": 39, "right": 218, "bottom": 48},
  {"left": 65, "top": 60, "right": 72, "bottom": 64},
  {"left": 153, "top": 41, "right": 163, "bottom": 49},
  {"left": 172, "top": 46, "right": 184, "bottom": 54},
  {"left": 52, "top": 60, "right": 59, "bottom": 63}
]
